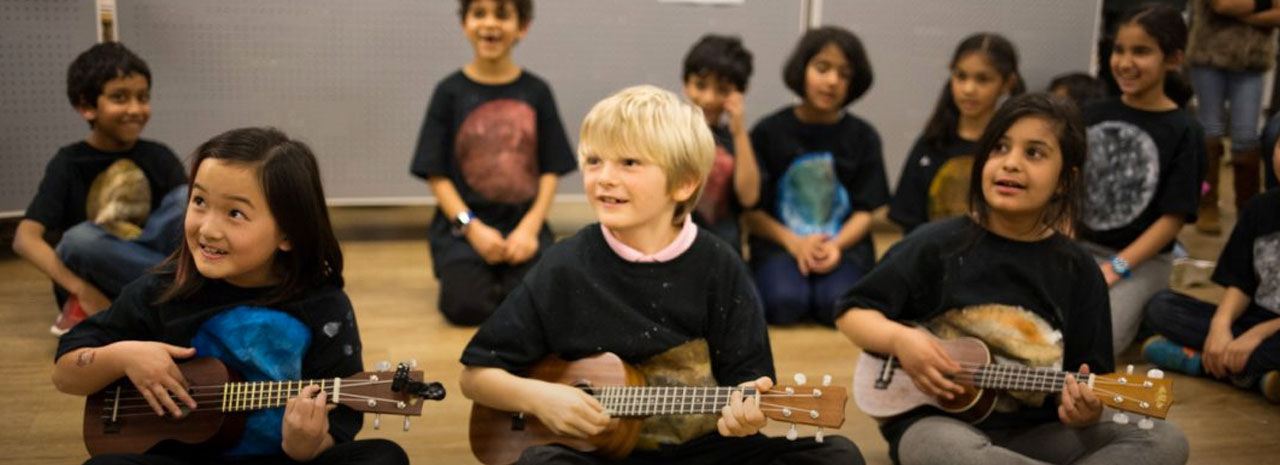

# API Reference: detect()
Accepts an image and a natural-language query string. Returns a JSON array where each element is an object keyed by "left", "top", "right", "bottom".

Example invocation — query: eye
[
  {"left": 622, "top": 158, "right": 641, "bottom": 167},
  {"left": 191, "top": 195, "right": 205, "bottom": 207},
  {"left": 137, "top": 92, "right": 150, "bottom": 104},
  {"left": 583, "top": 155, "right": 601, "bottom": 166},
  {"left": 814, "top": 62, "right": 830, "bottom": 73},
  {"left": 229, "top": 209, "right": 247, "bottom": 220},
  {"left": 109, "top": 93, "right": 128, "bottom": 103},
  {"left": 716, "top": 84, "right": 731, "bottom": 96},
  {"left": 992, "top": 142, "right": 1010, "bottom": 154}
]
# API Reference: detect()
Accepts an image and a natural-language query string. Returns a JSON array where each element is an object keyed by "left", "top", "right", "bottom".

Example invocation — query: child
[
  {"left": 12, "top": 42, "right": 188, "bottom": 335},
  {"left": 835, "top": 93, "right": 1188, "bottom": 465},
  {"left": 1186, "top": 0, "right": 1279, "bottom": 233},
  {"left": 459, "top": 86, "right": 863, "bottom": 464},
  {"left": 1079, "top": 4, "right": 1205, "bottom": 356},
  {"left": 746, "top": 26, "right": 889, "bottom": 325},
  {"left": 681, "top": 34, "right": 761, "bottom": 251},
  {"left": 890, "top": 32, "right": 1024, "bottom": 234},
  {"left": 409, "top": 0, "right": 576, "bottom": 326},
  {"left": 51, "top": 128, "right": 408, "bottom": 465},
  {"left": 1142, "top": 155, "right": 1280, "bottom": 403},
  {"left": 1047, "top": 72, "right": 1107, "bottom": 111}
]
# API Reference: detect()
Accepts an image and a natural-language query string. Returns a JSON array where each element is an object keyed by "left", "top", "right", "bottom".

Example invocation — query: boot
[
  {"left": 1233, "top": 147, "right": 1263, "bottom": 213},
  {"left": 1195, "top": 138, "right": 1224, "bottom": 234}
]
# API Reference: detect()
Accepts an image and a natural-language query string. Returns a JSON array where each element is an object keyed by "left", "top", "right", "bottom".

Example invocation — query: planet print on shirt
[
  {"left": 695, "top": 144, "right": 735, "bottom": 224},
  {"left": 927, "top": 154, "right": 974, "bottom": 222},
  {"left": 1082, "top": 121, "right": 1160, "bottom": 231},
  {"left": 1254, "top": 231, "right": 1280, "bottom": 314},
  {"left": 455, "top": 99, "right": 539, "bottom": 204},
  {"left": 777, "top": 152, "right": 850, "bottom": 236}
]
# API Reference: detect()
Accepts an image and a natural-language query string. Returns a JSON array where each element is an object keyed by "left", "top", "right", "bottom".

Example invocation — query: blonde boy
[{"left": 459, "top": 86, "right": 863, "bottom": 464}]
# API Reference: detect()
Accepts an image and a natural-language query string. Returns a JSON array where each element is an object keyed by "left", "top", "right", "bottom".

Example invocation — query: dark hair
[
  {"left": 66, "top": 42, "right": 151, "bottom": 110},
  {"left": 1048, "top": 72, "right": 1107, "bottom": 110},
  {"left": 783, "top": 26, "right": 873, "bottom": 107},
  {"left": 157, "top": 127, "right": 343, "bottom": 305},
  {"left": 922, "top": 33, "right": 1025, "bottom": 152},
  {"left": 1115, "top": 3, "right": 1193, "bottom": 107},
  {"left": 968, "top": 93, "right": 1086, "bottom": 235},
  {"left": 457, "top": 0, "right": 533, "bottom": 26},
  {"left": 682, "top": 34, "right": 754, "bottom": 91}
]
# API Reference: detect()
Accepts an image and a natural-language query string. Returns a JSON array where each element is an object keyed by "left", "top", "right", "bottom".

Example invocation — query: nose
[{"left": 960, "top": 78, "right": 977, "bottom": 96}]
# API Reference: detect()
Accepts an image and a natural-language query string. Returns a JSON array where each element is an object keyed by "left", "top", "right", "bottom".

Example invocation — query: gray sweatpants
[
  {"left": 897, "top": 415, "right": 1188, "bottom": 465},
  {"left": 1082, "top": 242, "right": 1174, "bottom": 356}
]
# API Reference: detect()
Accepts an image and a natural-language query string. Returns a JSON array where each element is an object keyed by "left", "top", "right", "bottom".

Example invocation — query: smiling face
[
  {"left": 184, "top": 158, "right": 290, "bottom": 288},
  {"left": 1111, "top": 23, "right": 1175, "bottom": 103},
  {"left": 981, "top": 116, "right": 1064, "bottom": 222},
  {"left": 683, "top": 72, "right": 737, "bottom": 126},
  {"left": 581, "top": 151, "right": 697, "bottom": 241},
  {"left": 461, "top": 0, "right": 527, "bottom": 63},
  {"left": 950, "top": 52, "right": 1009, "bottom": 121},
  {"left": 80, "top": 72, "right": 150, "bottom": 151},
  {"left": 802, "top": 43, "right": 852, "bottom": 116}
]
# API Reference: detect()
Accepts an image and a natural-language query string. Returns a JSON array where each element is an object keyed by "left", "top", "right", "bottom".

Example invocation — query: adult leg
[
  {"left": 1191, "top": 66, "right": 1227, "bottom": 233},
  {"left": 897, "top": 415, "right": 1050, "bottom": 465},
  {"left": 993, "top": 418, "right": 1188, "bottom": 465},
  {"left": 752, "top": 253, "right": 812, "bottom": 325},
  {"left": 56, "top": 221, "right": 167, "bottom": 297},
  {"left": 1227, "top": 71, "right": 1266, "bottom": 210}
]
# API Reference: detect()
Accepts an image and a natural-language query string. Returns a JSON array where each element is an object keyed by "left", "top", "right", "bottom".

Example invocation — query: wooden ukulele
[
  {"left": 853, "top": 336, "right": 1173, "bottom": 427},
  {"left": 469, "top": 352, "right": 847, "bottom": 465},
  {"left": 84, "top": 357, "right": 446, "bottom": 456}
]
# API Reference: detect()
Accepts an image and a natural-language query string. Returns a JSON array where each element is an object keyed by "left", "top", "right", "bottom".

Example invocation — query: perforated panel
[
  {"left": 823, "top": 0, "right": 1101, "bottom": 189},
  {"left": 0, "top": 0, "right": 98, "bottom": 216},
  {"left": 112, "top": 0, "right": 804, "bottom": 203}
]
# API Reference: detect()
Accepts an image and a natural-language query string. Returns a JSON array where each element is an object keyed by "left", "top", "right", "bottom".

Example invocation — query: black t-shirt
[
  {"left": 25, "top": 140, "right": 186, "bottom": 232},
  {"left": 56, "top": 273, "right": 365, "bottom": 451},
  {"left": 460, "top": 225, "right": 775, "bottom": 386},
  {"left": 691, "top": 124, "right": 743, "bottom": 251},
  {"left": 409, "top": 70, "right": 578, "bottom": 267},
  {"left": 748, "top": 107, "right": 890, "bottom": 267},
  {"left": 1214, "top": 189, "right": 1280, "bottom": 316},
  {"left": 888, "top": 135, "right": 978, "bottom": 234},
  {"left": 1080, "top": 98, "right": 1204, "bottom": 252},
  {"left": 835, "top": 217, "right": 1113, "bottom": 453}
]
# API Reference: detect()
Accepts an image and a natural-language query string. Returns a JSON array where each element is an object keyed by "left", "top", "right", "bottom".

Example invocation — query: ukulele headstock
[
  {"left": 1094, "top": 365, "right": 1173, "bottom": 420},
  {"left": 762, "top": 373, "right": 847, "bottom": 442},
  {"left": 338, "top": 359, "right": 446, "bottom": 431}
]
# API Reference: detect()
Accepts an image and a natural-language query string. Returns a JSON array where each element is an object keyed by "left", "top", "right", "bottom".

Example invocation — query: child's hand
[
  {"left": 1223, "top": 326, "right": 1267, "bottom": 374},
  {"left": 530, "top": 382, "right": 610, "bottom": 439},
  {"left": 282, "top": 384, "right": 335, "bottom": 462},
  {"left": 116, "top": 341, "right": 198, "bottom": 417},
  {"left": 717, "top": 376, "right": 771, "bottom": 437},
  {"left": 1058, "top": 364, "right": 1102, "bottom": 427},
  {"left": 503, "top": 228, "right": 539, "bottom": 265},
  {"left": 1203, "top": 322, "right": 1234, "bottom": 378},
  {"left": 1099, "top": 263, "right": 1121, "bottom": 287},
  {"left": 890, "top": 328, "right": 965, "bottom": 400},
  {"left": 75, "top": 281, "right": 111, "bottom": 315},
  {"left": 808, "top": 241, "right": 841, "bottom": 275},
  {"left": 787, "top": 234, "right": 827, "bottom": 276},
  {"left": 726, "top": 91, "right": 747, "bottom": 135},
  {"left": 466, "top": 221, "right": 508, "bottom": 264}
]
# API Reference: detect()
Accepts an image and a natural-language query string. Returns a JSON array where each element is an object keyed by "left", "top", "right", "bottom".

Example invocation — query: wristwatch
[
  {"left": 1109, "top": 256, "right": 1132, "bottom": 279},
  {"left": 450, "top": 210, "right": 474, "bottom": 237}
]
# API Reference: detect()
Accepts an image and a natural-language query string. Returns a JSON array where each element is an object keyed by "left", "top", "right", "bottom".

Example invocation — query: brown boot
[
  {"left": 1233, "top": 147, "right": 1263, "bottom": 212},
  {"left": 1196, "top": 139, "right": 1224, "bottom": 234}
]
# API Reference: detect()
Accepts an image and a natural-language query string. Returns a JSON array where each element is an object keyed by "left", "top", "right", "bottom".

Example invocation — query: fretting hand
[{"left": 718, "top": 376, "right": 771, "bottom": 437}]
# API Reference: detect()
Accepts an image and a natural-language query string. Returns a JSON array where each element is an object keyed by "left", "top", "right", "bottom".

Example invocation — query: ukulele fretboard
[
  {"left": 594, "top": 386, "right": 758, "bottom": 416},
  {"left": 219, "top": 378, "right": 341, "bottom": 412}
]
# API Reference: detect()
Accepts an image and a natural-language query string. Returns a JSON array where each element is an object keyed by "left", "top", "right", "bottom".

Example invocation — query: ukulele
[
  {"left": 853, "top": 335, "right": 1173, "bottom": 428},
  {"left": 469, "top": 352, "right": 847, "bottom": 465},
  {"left": 84, "top": 357, "right": 446, "bottom": 456}
]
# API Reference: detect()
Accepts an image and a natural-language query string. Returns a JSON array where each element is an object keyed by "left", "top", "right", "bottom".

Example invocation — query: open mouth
[
  {"left": 597, "top": 195, "right": 628, "bottom": 205},
  {"left": 199, "top": 243, "right": 228, "bottom": 257},
  {"left": 994, "top": 179, "right": 1025, "bottom": 190},
  {"left": 480, "top": 31, "right": 502, "bottom": 44}
]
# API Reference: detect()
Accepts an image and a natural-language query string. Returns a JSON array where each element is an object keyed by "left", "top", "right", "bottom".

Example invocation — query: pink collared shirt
[{"left": 601, "top": 216, "right": 698, "bottom": 263}]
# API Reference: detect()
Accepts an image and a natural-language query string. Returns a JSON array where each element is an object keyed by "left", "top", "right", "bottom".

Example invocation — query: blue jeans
[
  {"left": 752, "top": 251, "right": 866, "bottom": 326},
  {"left": 1191, "top": 66, "right": 1264, "bottom": 153},
  {"left": 55, "top": 185, "right": 188, "bottom": 297},
  {"left": 1144, "top": 289, "right": 1280, "bottom": 378}
]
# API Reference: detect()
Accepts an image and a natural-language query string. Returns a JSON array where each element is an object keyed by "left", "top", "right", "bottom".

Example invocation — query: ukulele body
[
  {"left": 469, "top": 352, "right": 646, "bottom": 465},
  {"left": 84, "top": 357, "right": 246, "bottom": 456},
  {"left": 853, "top": 336, "right": 998, "bottom": 423}
]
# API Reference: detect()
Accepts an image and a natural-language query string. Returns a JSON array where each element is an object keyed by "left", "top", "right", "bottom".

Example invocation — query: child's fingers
[
  {"left": 166, "top": 365, "right": 197, "bottom": 409},
  {"left": 152, "top": 382, "right": 184, "bottom": 417},
  {"left": 742, "top": 395, "right": 765, "bottom": 428},
  {"left": 720, "top": 403, "right": 744, "bottom": 435},
  {"left": 135, "top": 384, "right": 165, "bottom": 416},
  {"left": 1060, "top": 376, "right": 1079, "bottom": 420}
]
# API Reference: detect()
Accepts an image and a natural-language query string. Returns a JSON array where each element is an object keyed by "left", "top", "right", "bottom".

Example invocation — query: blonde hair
[{"left": 578, "top": 85, "right": 715, "bottom": 221}]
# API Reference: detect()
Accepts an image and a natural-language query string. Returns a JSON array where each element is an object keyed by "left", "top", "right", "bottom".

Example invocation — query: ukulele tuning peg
[
  {"left": 793, "top": 373, "right": 807, "bottom": 386},
  {"left": 1146, "top": 368, "right": 1165, "bottom": 380},
  {"left": 373, "top": 414, "right": 381, "bottom": 430},
  {"left": 821, "top": 374, "right": 832, "bottom": 387},
  {"left": 1126, "top": 364, "right": 1134, "bottom": 375},
  {"left": 403, "top": 416, "right": 411, "bottom": 432},
  {"left": 1111, "top": 413, "right": 1130, "bottom": 425},
  {"left": 376, "top": 361, "right": 391, "bottom": 372},
  {"left": 815, "top": 427, "right": 825, "bottom": 443},
  {"left": 786, "top": 424, "right": 798, "bottom": 441},
  {"left": 1138, "top": 418, "right": 1155, "bottom": 430}
]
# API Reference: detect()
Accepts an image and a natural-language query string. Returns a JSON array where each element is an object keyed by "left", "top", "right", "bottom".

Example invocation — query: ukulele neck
[{"left": 592, "top": 386, "right": 756, "bottom": 416}]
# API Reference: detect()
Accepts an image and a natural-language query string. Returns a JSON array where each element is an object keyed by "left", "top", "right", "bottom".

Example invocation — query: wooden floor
[{"left": 2, "top": 199, "right": 1279, "bottom": 464}]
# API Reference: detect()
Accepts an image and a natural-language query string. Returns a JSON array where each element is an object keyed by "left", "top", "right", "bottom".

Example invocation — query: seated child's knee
[
  {"left": 440, "top": 287, "right": 496, "bottom": 326},
  {"left": 55, "top": 222, "right": 111, "bottom": 262}
]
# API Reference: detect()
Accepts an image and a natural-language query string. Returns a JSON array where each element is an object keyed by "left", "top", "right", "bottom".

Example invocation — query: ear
[
  {"left": 1165, "top": 49, "right": 1185, "bottom": 69},
  {"left": 278, "top": 237, "right": 292, "bottom": 252},
  {"left": 1002, "top": 73, "right": 1019, "bottom": 95},
  {"left": 515, "top": 22, "right": 530, "bottom": 42},
  {"left": 670, "top": 177, "right": 700, "bottom": 204},
  {"left": 76, "top": 103, "right": 97, "bottom": 123}
]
